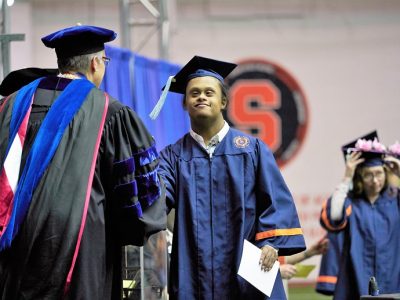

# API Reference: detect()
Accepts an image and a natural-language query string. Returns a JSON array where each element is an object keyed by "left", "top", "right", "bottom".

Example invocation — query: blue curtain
[
  {"left": 102, "top": 46, "right": 135, "bottom": 108},
  {"left": 102, "top": 46, "right": 190, "bottom": 151}
]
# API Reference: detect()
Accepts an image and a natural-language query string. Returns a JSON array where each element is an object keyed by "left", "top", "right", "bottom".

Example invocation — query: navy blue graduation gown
[
  {"left": 315, "top": 231, "right": 343, "bottom": 295},
  {"left": 321, "top": 188, "right": 400, "bottom": 299},
  {"left": 0, "top": 77, "right": 166, "bottom": 299},
  {"left": 160, "top": 128, "right": 305, "bottom": 300}
]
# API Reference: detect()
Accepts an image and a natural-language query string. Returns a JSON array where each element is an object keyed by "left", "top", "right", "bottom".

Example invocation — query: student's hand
[
  {"left": 385, "top": 156, "right": 400, "bottom": 177},
  {"left": 307, "top": 236, "right": 329, "bottom": 257},
  {"left": 344, "top": 151, "right": 364, "bottom": 179},
  {"left": 280, "top": 264, "right": 298, "bottom": 279},
  {"left": 259, "top": 245, "right": 278, "bottom": 272}
]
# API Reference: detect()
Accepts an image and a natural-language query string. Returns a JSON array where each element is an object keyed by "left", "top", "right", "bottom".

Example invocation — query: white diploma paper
[{"left": 237, "top": 239, "right": 280, "bottom": 297}]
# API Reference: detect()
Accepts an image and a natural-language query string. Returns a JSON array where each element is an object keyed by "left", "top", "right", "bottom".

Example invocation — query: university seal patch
[{"left": 233, "top": 136, "right": 250, "bottom": 148}]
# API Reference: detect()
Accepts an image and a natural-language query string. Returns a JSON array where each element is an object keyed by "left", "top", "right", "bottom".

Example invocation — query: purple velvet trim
[
  {"left": 38, "top": 76, "right": 72, "bottom": 91},
  {"left": 125, "top": 201, "right": 143, "bottom": 218},
  {"left": 113, "top": 146, "right": 157, "bottom": 179},
  {"left": 114, "top": 180, "right": 138, "bottom": 199},
  {"left": 113, "top": 158, "right": 135, "bottom": 178},
  {"left": 136, "top": 168, "right": 159, "bottom": 188},
  {"left": 139, "top": 188, "right": 161, "bottom": 207},
  {"left": 136, "top": 168, "right": 161, "bottom": 207},
  {"left": 135, "top": 146, "right": 158, "bottom": 167}
]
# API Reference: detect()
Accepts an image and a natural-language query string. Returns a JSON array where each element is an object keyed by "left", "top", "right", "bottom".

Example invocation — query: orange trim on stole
[
  {"left": 317, "top": 275, "right": 337, "bottom": 284},
  {"left": 255, "top": 228, "right": 303, "bottom": 241}
]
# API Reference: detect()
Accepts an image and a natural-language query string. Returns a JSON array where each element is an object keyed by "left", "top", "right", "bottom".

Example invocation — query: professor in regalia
[{"left": 0, "top": 25, "right": 166, "bottom": 299}]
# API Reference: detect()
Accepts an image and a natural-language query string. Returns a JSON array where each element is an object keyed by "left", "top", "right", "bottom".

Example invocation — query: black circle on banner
[{"left": 224, "top": 58, "right": 309, "bottom": 168}]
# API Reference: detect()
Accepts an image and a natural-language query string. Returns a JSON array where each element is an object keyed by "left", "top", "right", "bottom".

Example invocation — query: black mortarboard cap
[
  {"left": 0, "top": 67, "right": 58, "bottom": 96},
  {"left": 341, "top": 130, "right": 385, "bottom": 167},
  {"left": 149, "top": 55, "right": 237, "bottom": 119},
  {"left": 41, "top": 25, "right": 116, "bottom": 59},
  {"left": 167, "top": 55, "right": 237, "bottom": 94}
]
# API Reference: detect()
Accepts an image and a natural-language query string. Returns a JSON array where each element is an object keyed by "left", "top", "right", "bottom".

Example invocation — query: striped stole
[
  {"left": 0, "top": 78, "right": 41, "bottom": 235},
  {"left": 0, "top": 78, "right": 96, "bottom": 250}
]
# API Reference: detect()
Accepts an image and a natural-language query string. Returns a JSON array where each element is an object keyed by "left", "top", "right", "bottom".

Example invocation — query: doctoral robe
[
  {"left": 0, "top": 76, "right": 166, "bottom": 299},
  {"left": 160, "top": 128, "right": 305, "bottom": 300}
]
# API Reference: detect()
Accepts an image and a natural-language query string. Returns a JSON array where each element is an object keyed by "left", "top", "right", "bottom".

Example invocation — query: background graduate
[{"left": 320, "top": 131, "right": 400, "bottom": 299}]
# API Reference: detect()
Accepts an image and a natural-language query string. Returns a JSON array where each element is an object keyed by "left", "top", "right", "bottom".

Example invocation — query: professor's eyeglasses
[{"left": 101, "top": 56, "right": 111, "bottom": 67}]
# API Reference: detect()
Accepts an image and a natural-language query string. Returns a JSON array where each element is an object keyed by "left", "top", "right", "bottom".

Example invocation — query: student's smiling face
[{"left": 184, "top": 76, "right": 226, "bottom": 122}]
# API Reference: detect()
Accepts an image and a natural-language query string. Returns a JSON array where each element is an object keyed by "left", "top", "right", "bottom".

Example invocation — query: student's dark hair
[{"left": 219, "top": 81, "right": 229, "bottom": 107}]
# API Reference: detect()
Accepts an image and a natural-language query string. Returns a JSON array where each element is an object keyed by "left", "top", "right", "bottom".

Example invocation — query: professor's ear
[{"left": 90, "top": 56, "right": 100, "bottom": 72}]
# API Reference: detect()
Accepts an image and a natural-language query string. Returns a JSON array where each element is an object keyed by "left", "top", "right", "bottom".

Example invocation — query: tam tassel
[{"left": 149, "top": 75, "right": 175, "bottom": 120}]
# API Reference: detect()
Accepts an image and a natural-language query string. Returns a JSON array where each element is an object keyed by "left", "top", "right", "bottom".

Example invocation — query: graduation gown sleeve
[
  {"left": 158, "top": 143, "right": 177, "bottom": 213},
  {"left": 253, "top": 139, "right": 306, "bottom": 256},
  {"left": 101, "top": 102, "right": 166, "bottom": 246},
  {"left": 320, "top": 196, "right": 351, "bottom": 232}
]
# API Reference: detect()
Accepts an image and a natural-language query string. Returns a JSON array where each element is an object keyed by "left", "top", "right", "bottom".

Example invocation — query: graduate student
[
  {"left": 320, "top": 131, "right": 400, "bottom": 299},
  {"left": 0, "top": 25, "right": 166, "bottom": 299},
  {"left": 156, "top": 56, "right": 306, "bottom": 299}
]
